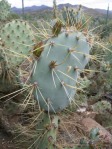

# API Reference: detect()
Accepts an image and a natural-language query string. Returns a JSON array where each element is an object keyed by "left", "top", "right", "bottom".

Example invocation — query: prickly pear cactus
[
  {"left": 0, "top": 20, "right": 35, "bottom": 67},
  {"left": 31, "top": 31, "right": 91, "bottom": 112},
  {"left": 0, "top": 43, "right": 21, "bottom": 93},
  {"left": 62, "top": 5, "right": 85, "bottom": 28},
  {"left": 34, "top": 113, "right": 59, "bottom": 149},
  {"left": 62, "top": 6, "right": 75, "bottom": 26},
  {"left": 0, "top": 0, "right": 11, "bottom": 21},
  {"left": 75, "top": 5, "right": 83, "bottom": 24}
]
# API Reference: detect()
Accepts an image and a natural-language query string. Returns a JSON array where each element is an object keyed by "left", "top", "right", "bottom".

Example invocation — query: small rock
[{"left": 81, "top": 117, "right": 112, "bottom": 143}]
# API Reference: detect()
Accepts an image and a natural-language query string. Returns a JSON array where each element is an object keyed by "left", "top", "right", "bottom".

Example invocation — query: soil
[{"left": 0, "top": 102, "right": 112, "bottom": 149}]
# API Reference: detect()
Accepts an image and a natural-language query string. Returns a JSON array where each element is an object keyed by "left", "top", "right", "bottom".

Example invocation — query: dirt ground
[{"left": 0, "top": 105, "right": 112, "bottom": 149}]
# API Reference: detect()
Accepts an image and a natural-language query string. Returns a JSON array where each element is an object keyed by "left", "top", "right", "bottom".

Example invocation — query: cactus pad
[
  {"left": 0, "top": 20, "right": 35, "bottom": 67},
  {"left": 34, "top": 113, "right": 59, "bottom": 149},
  {"left": 31, "top": 31, "right": 91, "bottom": 112},
  {"left": 62, "top": 6, "right": 85, "bottom": 28},
  {"left": 0, "top": 0, "right": 11, "bottom": 21}
]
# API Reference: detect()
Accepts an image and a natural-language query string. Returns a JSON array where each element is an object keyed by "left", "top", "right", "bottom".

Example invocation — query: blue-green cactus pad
[{"left": 31, "top": 31, "right": 90, "bottom": 112}]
